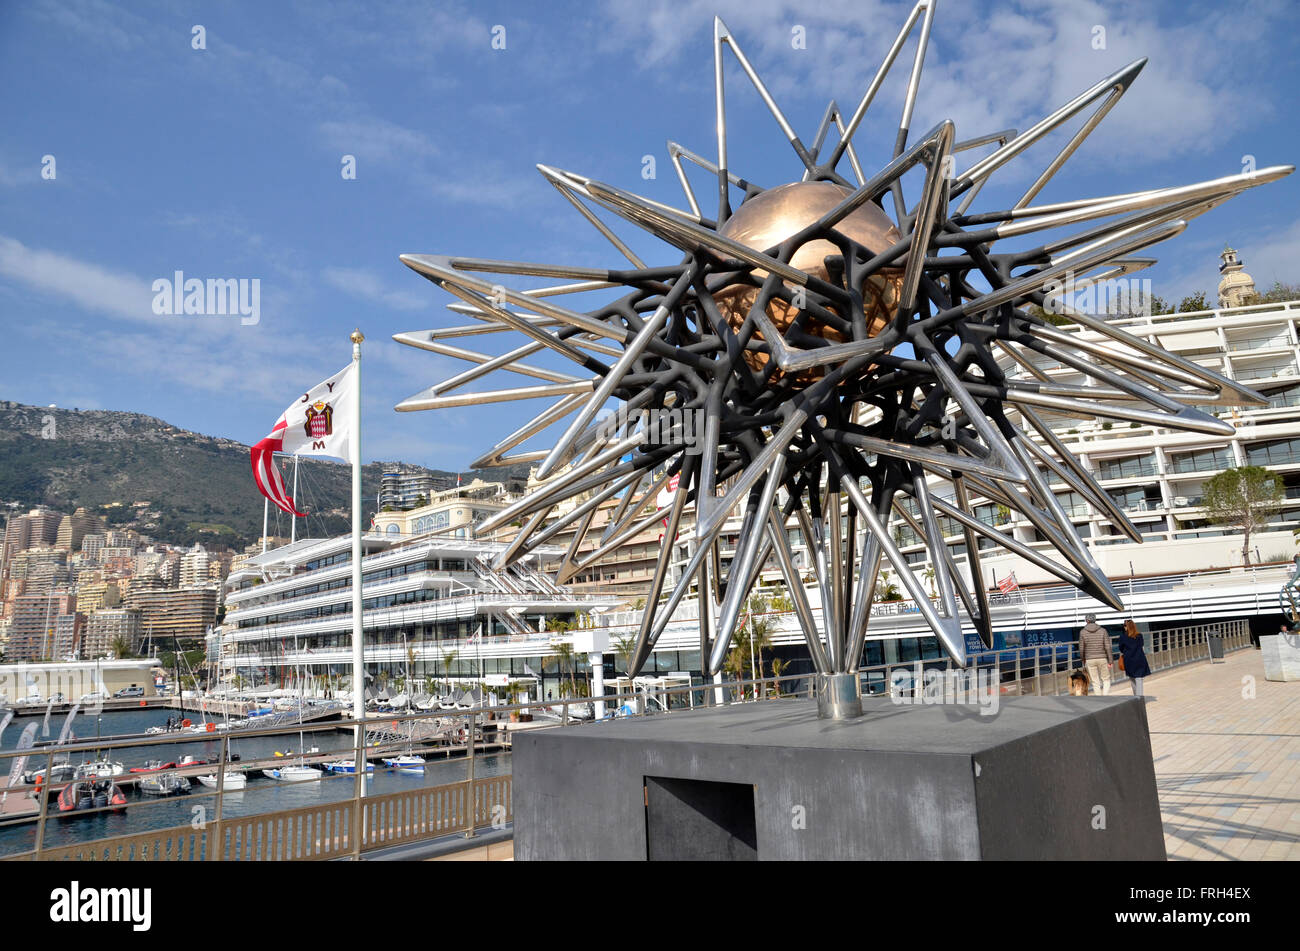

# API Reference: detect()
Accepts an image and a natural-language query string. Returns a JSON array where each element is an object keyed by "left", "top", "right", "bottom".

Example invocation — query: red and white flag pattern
[
  {"left": 656, "top": 472, "right": 681, "bottom": 536},
  {"left": 997, "top": 571, "right": 1019, "bottom": 594},
  {"left": 250, "top": 363, "right": 355, "bottom": 516}
]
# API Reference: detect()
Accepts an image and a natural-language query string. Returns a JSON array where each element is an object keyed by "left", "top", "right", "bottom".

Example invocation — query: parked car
[{"left": 114, "top": 686, "right": 145, "bottom": 698}]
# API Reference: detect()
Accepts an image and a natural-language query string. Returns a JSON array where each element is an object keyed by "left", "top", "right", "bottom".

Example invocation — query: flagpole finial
[{"left": 350, "top": 328, "right": 365, "bottom": 345}]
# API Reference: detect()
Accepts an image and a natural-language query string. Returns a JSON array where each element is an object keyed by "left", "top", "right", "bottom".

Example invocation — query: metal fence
[{"left": 0, "top": 708, "right": 513, "bottom": 862}]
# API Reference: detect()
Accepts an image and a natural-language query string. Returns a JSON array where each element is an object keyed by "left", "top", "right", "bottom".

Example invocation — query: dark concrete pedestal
[{"left": 513, "top": 695, "right": 1166, "bottom": 860}]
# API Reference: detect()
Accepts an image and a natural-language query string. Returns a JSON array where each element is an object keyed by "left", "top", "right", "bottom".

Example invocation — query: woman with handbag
[{"left": 1119, "top": 619, "right": 1152, "bottom": 698}]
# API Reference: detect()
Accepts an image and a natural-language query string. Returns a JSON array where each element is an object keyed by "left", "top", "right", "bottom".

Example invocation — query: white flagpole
[
  {"left": 349, "top": 330, "right": 367, "bottom": 798},
  {"left": 291, "top": 454, "right": 300, "bottom": 544},
  {"left": 261, "top": 497, "right": 269, "bottom": 554}
]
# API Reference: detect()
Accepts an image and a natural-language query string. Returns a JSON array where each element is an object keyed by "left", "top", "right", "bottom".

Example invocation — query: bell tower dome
[{"left": 1218, "top": 244, "right": 1257, "bottom": 307}]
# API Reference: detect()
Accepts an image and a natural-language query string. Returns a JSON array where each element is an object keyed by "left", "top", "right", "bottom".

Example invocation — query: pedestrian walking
[
  {"left": 1078, "top": 613, "right": 1113, "bottom": 695},
  {"left": 1119, "top": 619, "right": 1152, "bottom": 699}
]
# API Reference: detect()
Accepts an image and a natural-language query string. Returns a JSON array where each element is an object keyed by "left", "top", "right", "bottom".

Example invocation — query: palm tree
[
  {"left": 110, "top": 634, "right": 133, "bottom": 659},
  {"left": 440, "top": 648, "right": 459, "bottom": 694},
  {"left": 768, "top": 584, "right": 793, "bottom": 613},
  {"left": 923, "top": 565, "right": 936, "bottom": 599},
  {"left": 771, "top": 657, "right": 790, "bottom": 697},
  {"left": 397, "top": 643, "right": 417, "bottom": 696},
  {"left": 741, "top": 595, "right": 774, "bottom": 697},
  {"left": 613, "top": 634, "right": 636, "bottom": 677},
  {"left": 722, "top": 643, "right": 748, "bottom": 696},
  {"left": 551, "top": 642, "right": 578, "bottom": 697}
]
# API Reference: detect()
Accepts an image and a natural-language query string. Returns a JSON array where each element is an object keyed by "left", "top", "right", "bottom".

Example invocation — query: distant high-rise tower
[
  {"left": 179, "top": 544, "right": 212, "bottom": 588},
  {"left": 1218, "top": 245, "right": 1257, "bottom": 308},
  {"left": 56, "top": 507, "right": 106, "bottom": 553}
]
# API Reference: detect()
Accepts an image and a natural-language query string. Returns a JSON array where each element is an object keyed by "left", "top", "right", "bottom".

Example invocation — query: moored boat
[
  {"left": 196, "top": 771, "right": 247, "bottom": 790},
  {"left": 129, "top": 759, "right": 176, "bottom": 773},
  {"left": 138, "top": 772, "right": 190, "bottom": 796},
  {"left": 262, "top": 765, "right": 321, "bottom": 782},
  {"left": 322, "top": 759, "right": 373, "bottom": 774},
  {"left": 57, "top": 779, "right": 126, "bottom": 814},
  {"left": 75, "top": 760, "right": 125, "bottom": 779},
  {"left": 23, "top": 761, "right": 77, "bottom": 784},
  {"left": 382, "top": 754, "right": 426, "bottom": 774}
]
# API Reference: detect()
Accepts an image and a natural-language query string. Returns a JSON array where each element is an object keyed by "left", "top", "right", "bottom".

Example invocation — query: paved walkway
[{"left": 1127, "top": 648, "right": 1299, "bottom": 860}]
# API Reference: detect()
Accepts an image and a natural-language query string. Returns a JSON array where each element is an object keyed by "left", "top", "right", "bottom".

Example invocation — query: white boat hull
[
  {"left": 197, "top": 773, "right": 247, "bottom": 790},
  {"left": 383, "top": 756, "right": 426, "bottom": 774},
  {"left": 263, "top": 766, "right": 321, "bottom": 783}
]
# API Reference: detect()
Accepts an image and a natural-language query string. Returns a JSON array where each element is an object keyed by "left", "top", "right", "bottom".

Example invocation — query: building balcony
[{"left": 1245, "top": 450, "right": 1300, "bottom": 467}]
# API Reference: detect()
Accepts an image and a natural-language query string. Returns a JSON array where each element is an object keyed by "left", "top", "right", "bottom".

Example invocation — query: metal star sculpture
[{"left": 393, "top": 1, "right": 1291, "bottom": 684}]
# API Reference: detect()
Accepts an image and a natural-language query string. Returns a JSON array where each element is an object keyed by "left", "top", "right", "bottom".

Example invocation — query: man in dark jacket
[{"left": 1078, "top": 613, "right": 1113, "bottom": 695}]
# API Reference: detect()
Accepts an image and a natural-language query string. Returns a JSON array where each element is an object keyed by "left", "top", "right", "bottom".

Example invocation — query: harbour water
[{"left": 0, "top": 708, "right": 509, "bottom": 857}]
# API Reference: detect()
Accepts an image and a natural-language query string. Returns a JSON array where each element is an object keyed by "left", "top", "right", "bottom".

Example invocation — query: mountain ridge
[{"left": 0, "top": 400, "right": 528, "bottom": 549}]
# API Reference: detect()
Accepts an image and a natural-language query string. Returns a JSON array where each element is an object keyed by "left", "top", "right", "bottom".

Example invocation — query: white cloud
[
  {"left": 0, "top": 234, "right": 156, "bottom": 322},
  {"left": 317, "top": 117, "right": 440, "bottom": 167},
  {"left": 592, "top": 0, "right": 1288, "bottom": 172},
  {"left": 29, "top": 0, "right": 149, "bottom": 52},
  {"left": 322, "top": 267, "right": 430, "bottom": 312}
]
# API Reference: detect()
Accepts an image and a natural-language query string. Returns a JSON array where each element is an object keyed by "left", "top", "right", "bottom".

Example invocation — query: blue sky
[{"left": 2, "top": 0, "right": 1298, "bottom": 477}]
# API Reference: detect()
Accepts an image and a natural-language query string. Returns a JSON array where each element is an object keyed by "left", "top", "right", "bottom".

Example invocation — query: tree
[
  {"left": 1177, "top": 291, "right": 1210, "bottom": 313},
  {"left": 550, "top": 641, "right": 578, "bottom": 697},
  {"left": 877, "top": 569, "right": 902, "bottom": 602},
  {"left": 730, "top": 595, "right": 774, "bottom": 697},
  {"left": 768, "top": 584, "right": 793, "bottom": 613},
  {"left": 110, "top": 634, "right": 134, "bottom": 659},
  {"left": 1025, "top": 302, "right": 1073, "bottom": 327},
  {"left": 1241, "top": 280, "right": 1300, "bottom": 307},
  {"left": 1202, "top": 466, "right": 1283, "bottom": 566},
  {"left": 439, "top": 648, "right": 459, "bottom": 693},
  {"left": 771, "top": 657, "right": 790, "bottom": 696},
  {"left": 613, "top": 634, "right": 636, "bottom": 677},
  {"left": 403, "top": 644, "right": 417, "bottom": 693}
]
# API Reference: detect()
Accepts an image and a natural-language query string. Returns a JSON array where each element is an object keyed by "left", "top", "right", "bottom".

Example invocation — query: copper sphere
[{"left": 715, "top": 181, "right": 904, "bottom": 377}]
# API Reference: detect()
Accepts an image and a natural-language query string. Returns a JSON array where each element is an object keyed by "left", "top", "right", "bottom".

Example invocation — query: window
[
  {"left": 1053, "top": 490, "right": 1089, "bottom": 519},
  {"left": 1167, "top": 447, "right": 1233, "bottom": 474},
  {"left": 1096, "top": 455, "right": 1157, "bottom": 480},
  {"left": 1246, "top": 438, "right": 1300, "bottom": 466}
]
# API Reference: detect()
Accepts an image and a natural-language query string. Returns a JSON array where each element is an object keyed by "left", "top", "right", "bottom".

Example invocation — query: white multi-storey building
[{"left": 219, "top": 534, "right": 619, "bottom": 696}]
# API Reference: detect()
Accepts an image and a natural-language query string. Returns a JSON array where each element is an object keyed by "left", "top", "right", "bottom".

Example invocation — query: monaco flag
[
  {"left": 250, "top": 363, "right": 355, "bottom": 516},
  {"left": 656, "top": 471, "right": 681, "bottom": 534}
]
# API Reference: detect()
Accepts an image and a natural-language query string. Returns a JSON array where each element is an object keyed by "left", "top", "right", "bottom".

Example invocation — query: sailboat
[
  {"left": 382, "top": 630, "right": 426, "bottom": 774},
  {"left": 198, "top": 689, "right": 247, "bottom": 790},
  {"left": 263, "top": 634, "right": 322, "bottom": 783}
]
